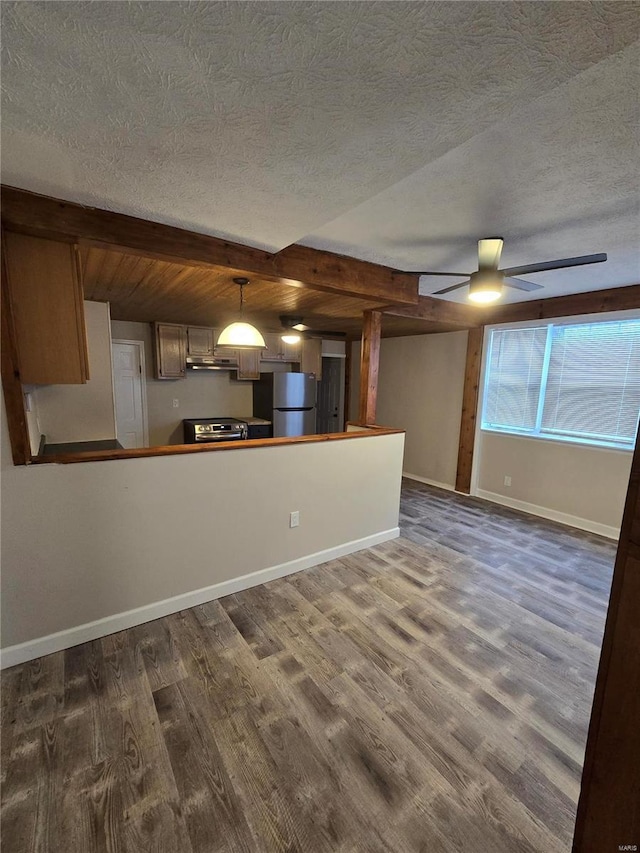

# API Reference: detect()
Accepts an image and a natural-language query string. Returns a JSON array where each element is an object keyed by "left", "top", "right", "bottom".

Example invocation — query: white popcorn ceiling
[{"left": 2, "top": 1, "right": 639, "bottom": 302}]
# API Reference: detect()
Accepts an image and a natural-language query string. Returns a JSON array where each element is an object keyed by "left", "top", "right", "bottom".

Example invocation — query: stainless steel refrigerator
[{"left": 253, "top": 373, "right": 316, "bottom": 437}]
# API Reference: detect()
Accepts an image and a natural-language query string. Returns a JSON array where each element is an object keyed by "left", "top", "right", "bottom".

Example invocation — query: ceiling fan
[
  {"left": 397, "top": 238, "right": 607, "bottom": 303},
  {"left": 279, "top": 315, "right": 346, "bottom": 341}
]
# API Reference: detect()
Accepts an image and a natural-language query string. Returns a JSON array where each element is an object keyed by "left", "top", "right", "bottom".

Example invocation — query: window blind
[
  {"left": 482, "top": 318, "right": 640, "bottom": 450},
  {"left": 483, "top": 326, "right": 547, "bottom": 431},
  {"left": 541, "top": 321, "right": 640, "bottom": 444}
]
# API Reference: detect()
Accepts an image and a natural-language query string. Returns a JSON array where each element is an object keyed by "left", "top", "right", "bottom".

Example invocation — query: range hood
[{"left": 186, "top": 355, "right": 238, "bottom": 371}]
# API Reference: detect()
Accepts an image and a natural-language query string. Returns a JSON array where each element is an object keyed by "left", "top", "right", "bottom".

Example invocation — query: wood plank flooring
[{"left": 1, "top": 479, "right": 616, "bottom": 852}]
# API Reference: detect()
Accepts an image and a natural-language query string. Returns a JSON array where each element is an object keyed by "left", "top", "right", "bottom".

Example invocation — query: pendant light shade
[
  {"left": 218, "top": 321, "right": 266, "bottom": 348},
  {"left": 218, "top": 278, "right": 266, "bottom": 349}
]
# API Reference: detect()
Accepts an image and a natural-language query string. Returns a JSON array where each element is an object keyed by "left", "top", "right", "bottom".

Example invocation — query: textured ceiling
[{"left": 1, "top": 1, "right": 639, "bottom": 304}]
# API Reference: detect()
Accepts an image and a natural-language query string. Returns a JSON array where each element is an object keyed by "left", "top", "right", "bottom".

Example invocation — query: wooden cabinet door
[
  {"left": 3, "top": 231, "right": 89, "bottom": 384},
  {"left": 281, "top": 339, "right": 302, "bottom": 362},
  {"left": 300, "top": 338, "right": 322, "bottom": 379},
  {"left": 187, "top": 326, "right": 214, "bottom": 356},
  {"left": 237, "top": 348, "right": 261, "bottom": 380},
  {"left": 154, "top": 323, "right": 186, "bottom": 378},
  {"left": 260, "top": 332, "right": 283, "bottom": 361}
]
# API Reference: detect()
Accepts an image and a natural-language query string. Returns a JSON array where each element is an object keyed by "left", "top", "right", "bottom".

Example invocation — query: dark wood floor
[{"left": 1, "top": 479, "right": 616, "bottom": 852}]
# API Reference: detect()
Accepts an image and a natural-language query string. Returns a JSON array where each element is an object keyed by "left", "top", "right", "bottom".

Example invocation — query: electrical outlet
[
  {"left": 289, "top": 511, "right": 300, "bottom": 528},
  {"left": 173, "top": 399, "right": 179, "bottom": 408},
  {"left": 504, "top": 475, "right": 512, "bottom": 487}
]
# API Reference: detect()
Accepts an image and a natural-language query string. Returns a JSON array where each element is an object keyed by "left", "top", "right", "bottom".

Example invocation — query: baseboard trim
[
  {"left": 475, "top": 489, "right": 619, "bottom": 540},
  {"left": 0, "top": 527, "right": 400, "bottom": 669},
  {"left": 402, "top": 472, "right": 456, "bottom": 492}
]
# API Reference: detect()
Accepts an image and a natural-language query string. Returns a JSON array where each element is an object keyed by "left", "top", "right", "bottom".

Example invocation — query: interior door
[
  {"left": 316, "top": 356, "right": 345, "bottom": 433},
  {"left": 112, "top": 341, "right": 148, "bottom": 448}
]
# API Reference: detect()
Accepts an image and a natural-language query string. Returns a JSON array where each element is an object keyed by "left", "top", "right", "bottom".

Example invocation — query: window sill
[{"left": 480, "top": 427, "right": 634, "bottom": 454}]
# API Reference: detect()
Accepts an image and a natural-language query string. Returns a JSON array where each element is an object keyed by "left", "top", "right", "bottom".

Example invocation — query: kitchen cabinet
[
  {"left": 154, "top": 322, "right": 186, "bottom": 378},
  {"left": 3, "top": 231, "right": 89, "bottom": 384},
  {"left": 261, "top": 332, "right": 301, "bottom": 363},
  {"left": 300, "top": 337, "right": 322, "bottom": 379},
  {"left": 187, "top": 325, "right": 214, "bottom": 357},
  {"left": 237, "top": 348, "right": 260, "bottom": 380}
]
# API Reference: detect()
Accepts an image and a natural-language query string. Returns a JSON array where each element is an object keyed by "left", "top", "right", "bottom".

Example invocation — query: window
[{"left": 481, "top": 318, "right": 640, "bottom": 450}]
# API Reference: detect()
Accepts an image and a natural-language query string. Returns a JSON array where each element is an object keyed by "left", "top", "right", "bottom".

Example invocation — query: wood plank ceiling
[{"left": 81, "top": 246, "right": 459, "bottom": 338}]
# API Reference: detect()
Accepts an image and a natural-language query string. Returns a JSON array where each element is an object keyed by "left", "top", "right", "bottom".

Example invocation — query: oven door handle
[{"left": 195, "top": 432, "right": 245, "bottom": 442}]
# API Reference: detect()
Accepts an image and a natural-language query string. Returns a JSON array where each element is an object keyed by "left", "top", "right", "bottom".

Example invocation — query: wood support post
[
  {"left": 358, "top": 310, "right": 382, "bottom": 425},
  {"left": 455, "top": 326, "right": 483, "bottom": 494},
  {"left": 1, "top": 230, "right": 31, "bottom": 465},
  {"left": 572, "top": 422, "right": 640, "bottom": 852},
  {"left": 344, "top": 341, "right": 352, "bottom": 425}
]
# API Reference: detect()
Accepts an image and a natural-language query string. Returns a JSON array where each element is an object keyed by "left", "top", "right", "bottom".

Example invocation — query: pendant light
[{"left": 217, "top": 277, "right": 266, "bottom": 349}]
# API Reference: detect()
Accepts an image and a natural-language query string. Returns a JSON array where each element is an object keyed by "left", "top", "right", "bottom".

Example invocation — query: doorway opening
[{"left": 316, "top": 356, "right": 346, "bottom": 433}]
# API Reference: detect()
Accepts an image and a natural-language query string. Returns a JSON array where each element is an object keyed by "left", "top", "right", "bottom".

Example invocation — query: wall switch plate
[
  {"left": 289, "top": 511, "right": 300, "bottom": 528},
  {"left": 504, "top": 475, "right": 512, "bottom": 487},
  {"left": 173, "top": 399, "right": 179, "bottom": 408},
  {"left": 24, "top": 392, "right": 32, "bottom": 413}
]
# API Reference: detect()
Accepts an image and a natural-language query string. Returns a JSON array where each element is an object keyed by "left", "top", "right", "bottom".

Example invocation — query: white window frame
[{"left": 478, "top": 308, "right": 640, "bottom": 454}]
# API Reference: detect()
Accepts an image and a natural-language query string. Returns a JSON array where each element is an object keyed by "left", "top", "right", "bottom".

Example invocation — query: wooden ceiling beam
[
  {"left": 380, "top": 295, "right": 482, "bottom": 329},
  {"left": 480, "top": 284, "right": 640, "bottom": 324},
  {"left": 0, "top": 186, "right": 419, "bottom": 306}
]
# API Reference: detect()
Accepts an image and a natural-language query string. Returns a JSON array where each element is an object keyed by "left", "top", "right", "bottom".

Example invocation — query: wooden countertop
[{"left": 30, "top": 424, "right": 405, "bottom": 465}]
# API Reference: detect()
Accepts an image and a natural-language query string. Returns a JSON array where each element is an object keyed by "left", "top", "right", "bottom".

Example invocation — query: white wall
[
  {"left": 475, "top": 431, "right": 632, "bottom": 537},
  {"left": 350, "top": 332, "right": 468, "bottom": 488},
  {"left": 474, "top": 310, "right": 640, "bottom": 537},
  {"left": 111, "top": 320, "right": 253, "bottom": 445},
  {"left": 352, "top": 324, "right": 631, "bottom": 535},
  {"left": 33, "top": 301, "right": 116, "bottom": 443},
  {"left": 0, "top": 395, "right": 404, "bottom": 659}
]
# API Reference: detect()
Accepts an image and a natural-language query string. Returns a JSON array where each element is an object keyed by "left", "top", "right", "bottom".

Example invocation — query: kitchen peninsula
[{"left": 1, "top": 188, "right": 406, "bottom": 671}]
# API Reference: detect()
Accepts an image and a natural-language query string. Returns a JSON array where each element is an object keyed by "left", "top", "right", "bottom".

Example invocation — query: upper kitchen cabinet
[
  {"left": 2, "top": 231, "right": 89, "bottom": 384},
  {"left": 154, "top": 322, "right": 186, "bottom": 379},
  {"left": 237, "top": 348, "right": 261, "bottom": 380},
  {"left": 300, "top": 337, "right": 322, "bottom": 379},
  {"left": 186, "top": 325, "right": 214, "bottom": 357},
  {"left": 261, "top": 332, "right": 301, "bottom": 362}
]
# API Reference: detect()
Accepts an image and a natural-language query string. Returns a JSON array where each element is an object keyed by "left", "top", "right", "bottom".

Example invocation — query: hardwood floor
[{"left": 1, "top": 480, "right": 616, "bottom": 852}]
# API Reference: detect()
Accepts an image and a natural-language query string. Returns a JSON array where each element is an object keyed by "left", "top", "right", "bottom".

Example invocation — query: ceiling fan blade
[
  {"left": 478, "top": 237, "right": 503, "bottom": 270},
  {"left": 503, "top": 277, "right": 545, "bottom": 292},
  {"left": 394, "top": 270, "right": 471, "bottom": 277},
  {"left": 433, "top": 280, "right": 471, "bottom": 295},
  {"left": 500, "top": 252, "right": 607, "bottom": 278}
]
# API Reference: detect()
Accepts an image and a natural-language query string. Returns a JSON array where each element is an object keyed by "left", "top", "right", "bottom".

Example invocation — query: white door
[{"left": 112, "top": 341, "right": 148, "bottom": 448}]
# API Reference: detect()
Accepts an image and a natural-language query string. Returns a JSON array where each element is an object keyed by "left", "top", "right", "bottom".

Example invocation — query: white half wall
[{"left": 1, "top": 396, "right": 404, "bottom": 663}]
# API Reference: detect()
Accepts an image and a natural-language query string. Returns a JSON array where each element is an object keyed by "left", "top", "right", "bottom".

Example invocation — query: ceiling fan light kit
[
  {"left": 278, "top": 314, "right": 346, "bottom": 339},
  {"left": 397, "top": 237, "right": 607, "bottom": 305},
  {"left": 217, "top": 278, "right": 266, "bottom": 349},
  {"left": 467, "top": 270, "right": 503, "bottom": 303}
]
